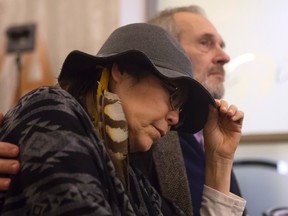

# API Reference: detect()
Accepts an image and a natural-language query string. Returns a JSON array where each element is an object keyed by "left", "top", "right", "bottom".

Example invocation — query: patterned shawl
[{"left": 0, "top": 81, "right": 184, "bottom": 215}]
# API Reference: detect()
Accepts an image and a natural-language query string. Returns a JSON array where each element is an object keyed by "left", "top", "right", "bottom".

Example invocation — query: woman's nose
[{"left": 166, "top": 109, "right": 180, "bottom": 126}]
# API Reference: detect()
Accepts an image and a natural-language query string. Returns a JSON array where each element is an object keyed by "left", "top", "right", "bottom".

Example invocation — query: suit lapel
[{"left": 153, "top": 131, "right": 193, "bottom": 216}]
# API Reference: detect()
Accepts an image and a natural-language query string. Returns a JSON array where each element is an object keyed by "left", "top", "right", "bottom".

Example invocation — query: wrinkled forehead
[{"left": 174, "top": 12, "right": 225, "bottom": 46}]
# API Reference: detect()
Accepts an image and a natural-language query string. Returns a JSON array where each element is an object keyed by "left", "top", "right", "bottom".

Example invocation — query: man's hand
[
  {"left": 0, "top": 142, "right": 20, "bottom": 190},
  {"left": 0, "top": 112, "right": 20, "bottom": 190}
]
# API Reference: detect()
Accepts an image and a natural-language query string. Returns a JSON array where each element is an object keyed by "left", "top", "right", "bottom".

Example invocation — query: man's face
[{"left": 174, "top": 12, "right": 230, "bottom": 99}]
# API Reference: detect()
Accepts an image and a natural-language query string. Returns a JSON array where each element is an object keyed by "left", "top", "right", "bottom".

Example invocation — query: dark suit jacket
[{"left": 131, "top": 131, "right": 246, "bottom": 216}]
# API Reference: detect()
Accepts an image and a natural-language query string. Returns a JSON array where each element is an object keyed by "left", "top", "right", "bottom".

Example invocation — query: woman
[{"left": 0, "top": 23, "right": 245, "bottom": 215}]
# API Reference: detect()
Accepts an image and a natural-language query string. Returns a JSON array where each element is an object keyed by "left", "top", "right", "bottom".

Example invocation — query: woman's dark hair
[
  {"left": 58, "top": 65, "right": 104, "bottom": 100},
  {"left": 58, "top": 55, "right": 152, "bottom": 101},
  {"left": 116, "top": 55, "right": 152, "bottom": 81}
]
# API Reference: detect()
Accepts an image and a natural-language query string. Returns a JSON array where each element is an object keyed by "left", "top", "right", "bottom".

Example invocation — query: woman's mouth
[{"left": 154, "top": 127, "right": 166, "bottom": 137}]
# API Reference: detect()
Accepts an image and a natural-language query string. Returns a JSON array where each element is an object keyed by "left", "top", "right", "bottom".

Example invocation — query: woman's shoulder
[
  {"left": 19, "top": 85, "right": 77, "bottom": 107},
  {"left": 2, "top": 86, "right": 94, "bottom": 139},
  {"left": 6, "top": 86, "right": 85, "bottom": 119}
]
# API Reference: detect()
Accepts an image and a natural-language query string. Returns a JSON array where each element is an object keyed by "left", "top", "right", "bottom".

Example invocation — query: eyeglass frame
[{"left": 159, "top": 78, "right": 186, "bottom": 111}]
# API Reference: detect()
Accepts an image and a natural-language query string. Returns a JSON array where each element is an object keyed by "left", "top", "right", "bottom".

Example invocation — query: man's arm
[{"left": 0, "top": 113, "right": 20, "bottom": 190}]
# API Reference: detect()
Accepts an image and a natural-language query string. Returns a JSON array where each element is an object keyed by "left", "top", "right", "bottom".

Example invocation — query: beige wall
[{"left": 0, "top": 0, "right": 119, "bottom": 113}]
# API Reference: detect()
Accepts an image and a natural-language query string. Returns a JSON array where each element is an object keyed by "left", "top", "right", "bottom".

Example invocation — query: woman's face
[{"left": 111, "top": 64, "right": 182, "bottom": 152}]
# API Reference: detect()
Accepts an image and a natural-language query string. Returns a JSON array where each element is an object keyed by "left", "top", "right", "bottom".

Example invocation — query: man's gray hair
[{"left": 148, "top": 5, "right": 206, "bottom": 40}]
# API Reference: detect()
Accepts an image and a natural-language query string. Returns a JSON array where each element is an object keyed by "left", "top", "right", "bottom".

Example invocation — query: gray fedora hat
[{"left": 59, "top": 23, "right": 215, "bottom": 133}]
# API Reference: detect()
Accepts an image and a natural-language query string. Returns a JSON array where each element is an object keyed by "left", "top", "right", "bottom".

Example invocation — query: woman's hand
[
  {"left": 203, "top": 99, "right": 244, "bottom": 195},
  {"left": 204, "top": 99, "right": 244, "bottom": 160}
]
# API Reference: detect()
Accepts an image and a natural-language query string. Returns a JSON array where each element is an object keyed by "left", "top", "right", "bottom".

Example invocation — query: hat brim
[{"left": 59, "top": 50, "right": 215, "bottom": 133}]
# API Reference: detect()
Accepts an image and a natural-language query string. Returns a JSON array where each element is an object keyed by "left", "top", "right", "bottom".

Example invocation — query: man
[{"left": 132, "top": 5, "right": 246, "bottom": 216}]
